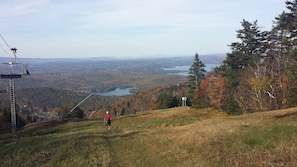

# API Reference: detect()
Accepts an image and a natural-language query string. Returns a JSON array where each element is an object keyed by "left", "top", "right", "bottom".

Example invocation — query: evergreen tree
[
  {"left": 235, "top": 20, "right": 265, "bottom": 63},
  {"left": 121, "top": 107, "right": 125, "bottom": 115},
  {"left": 71, "top": 107, "right": 85, "bottom": 118},
  {"left": 156, "top": 91, "right": 179, "bottom": 109},
  {"left": 270, "top": 0, "right": 297, "bottom": 107},
  {"left": 219, "top": 19, "right": 267, "bottom": 113},
  {"left": 219, "top": 20, "right": 266, "bottom": 91},
  {"left": 188, "top": 53, "right": 206, "bottom": 107}
]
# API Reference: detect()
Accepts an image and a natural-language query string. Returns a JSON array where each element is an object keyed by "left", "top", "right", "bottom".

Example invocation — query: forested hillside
[
  {"left": 186, "top": 1, "right": 297, "bottom": 114},
  {"left": 90, "top": 83, "right": 189, "bottom": 118},
  {"left": 0, "top": 56, "right": 192, "bottom": 129}
]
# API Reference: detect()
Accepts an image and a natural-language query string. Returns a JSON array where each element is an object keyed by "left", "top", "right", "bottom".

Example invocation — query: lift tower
[{"left": 0, "top": 48, "right": 29, "bottom": 141}]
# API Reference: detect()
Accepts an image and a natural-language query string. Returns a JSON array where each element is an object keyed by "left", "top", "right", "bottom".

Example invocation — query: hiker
[{"left": 104, "top": 111, "right": 111, "bottom": 131}]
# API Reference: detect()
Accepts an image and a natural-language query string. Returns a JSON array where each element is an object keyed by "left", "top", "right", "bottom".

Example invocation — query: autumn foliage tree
[
  {"left": 206, "top": 75, "right": 229, "bottom": 111},
  {"left": 215, "top": 0, "right": 297, "bottom": 113},
  {"left": 269, "top": 0, "right": 297, "bottom": 108}
]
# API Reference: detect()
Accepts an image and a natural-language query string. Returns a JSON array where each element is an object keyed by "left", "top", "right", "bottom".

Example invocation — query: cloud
[
  {"left": 0, "top": 0, "right": 47, "bottom": 18},
  {"left": 0, "top": 0, "right": 288, "bottom": 58}
]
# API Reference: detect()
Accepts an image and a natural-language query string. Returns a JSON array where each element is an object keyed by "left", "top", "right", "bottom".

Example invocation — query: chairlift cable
[
  {"left": 0, "top": 34, "right": 40, "bottom": 121},
  {"left": 0, "top": 34, "right": 29, "bottom": 72},
  {"left": 0, "top": 35, "right": 60, "bottom": 120},
  {"left": 0, "top": 34, "right": 12, "bottom": 50},
  {"left": 0, "top": 43, "right": 13, "bottom": 59}
]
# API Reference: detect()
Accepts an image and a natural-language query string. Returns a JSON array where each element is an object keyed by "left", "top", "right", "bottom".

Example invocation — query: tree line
[{"left": 187, "top": 0, "right": 297, "bottom": 114}]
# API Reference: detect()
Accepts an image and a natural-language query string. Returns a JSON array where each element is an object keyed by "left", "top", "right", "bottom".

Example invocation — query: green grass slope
[{"left": 1, "top": 107, "right": 297, "bottom": 167}]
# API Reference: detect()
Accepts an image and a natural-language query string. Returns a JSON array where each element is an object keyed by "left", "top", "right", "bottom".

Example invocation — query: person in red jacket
[{"left": 104, "top": 111, "right": 111, "bottom": 132}]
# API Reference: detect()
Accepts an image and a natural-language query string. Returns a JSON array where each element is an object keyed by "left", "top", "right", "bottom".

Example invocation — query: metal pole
[{"left": 9, "top": 78, "right": 17, "bottom": 141}]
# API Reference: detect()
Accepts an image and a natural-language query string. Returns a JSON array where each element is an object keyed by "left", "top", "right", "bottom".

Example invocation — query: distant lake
[
  {"left": 94, "top": 88, "right": 134, "bottom": 96},
  {"left": 163, "top": 64, "right": 218, "bottom": 76}
]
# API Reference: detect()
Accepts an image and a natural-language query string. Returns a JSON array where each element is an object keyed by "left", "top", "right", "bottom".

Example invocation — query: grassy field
[{"left": 1, "top": 107, "right": 297, "bottom": 167}]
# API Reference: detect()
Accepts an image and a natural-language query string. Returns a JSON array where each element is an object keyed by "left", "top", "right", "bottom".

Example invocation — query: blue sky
[{"left": 0, "top": 0, "right": 287, "bottom": 58}]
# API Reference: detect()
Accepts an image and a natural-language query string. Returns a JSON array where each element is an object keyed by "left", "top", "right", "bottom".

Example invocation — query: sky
[{"left": 0, "top": 0, "right": 287, "bottom": 59}]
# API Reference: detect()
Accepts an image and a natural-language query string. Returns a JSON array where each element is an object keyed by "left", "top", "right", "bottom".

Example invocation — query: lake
[
  {"left": 94, "top": 88, "right": 134, "bottom": 96},
  {"left": 95, "top": 64, "right": 219, "bottom": 96},
  {"left": 163, "top": 64, "right": 218, "bottom": 76}
]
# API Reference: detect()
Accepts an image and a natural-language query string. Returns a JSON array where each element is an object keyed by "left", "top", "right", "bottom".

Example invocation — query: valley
[{"left": 0, "top": 54, "right": 224, "bottom": 124}]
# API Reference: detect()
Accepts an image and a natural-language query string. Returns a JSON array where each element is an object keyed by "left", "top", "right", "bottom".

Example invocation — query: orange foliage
[
  {"left": 200, "top": 78, "right": 210, "bottom": 99},
  {"left": 206, "top": 75, "right": 229, "bottom": 110}
]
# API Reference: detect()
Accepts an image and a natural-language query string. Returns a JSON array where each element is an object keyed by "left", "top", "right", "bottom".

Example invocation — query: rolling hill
[{"left": 1, "top": 107, "right": 297, "bottom": 166}]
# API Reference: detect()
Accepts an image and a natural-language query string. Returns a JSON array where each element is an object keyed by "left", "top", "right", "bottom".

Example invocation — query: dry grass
[{"left": 1, "top": 107, "right": 297, "bottom": 166}]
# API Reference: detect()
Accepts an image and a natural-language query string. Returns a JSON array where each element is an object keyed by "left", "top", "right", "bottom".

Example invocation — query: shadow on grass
[{"left": 274, "top": 111, "right": 297, "bottom": 119}]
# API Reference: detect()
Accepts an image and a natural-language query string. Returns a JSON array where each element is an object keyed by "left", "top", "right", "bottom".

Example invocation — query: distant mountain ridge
[
  {"left": 0, "top": 53, "right": 225, "bottom": 64},
  {"left": 0, "top": 54, "right": 225, "bottom": 73}
]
